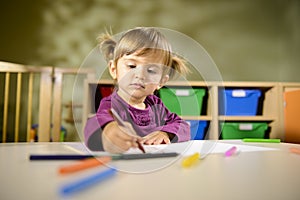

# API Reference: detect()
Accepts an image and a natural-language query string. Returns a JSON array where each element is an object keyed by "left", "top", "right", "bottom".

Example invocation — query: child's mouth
[{"left": 130, "top": 83, "right": 145, "bottom": 89}]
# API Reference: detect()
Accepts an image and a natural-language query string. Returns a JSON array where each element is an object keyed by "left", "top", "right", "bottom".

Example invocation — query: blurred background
[
  {"left": 0, "top": 0, "right": 299, "bottom": 81},
  {"left": 0, "top": 0, "right": 299, "bottom": 142}
]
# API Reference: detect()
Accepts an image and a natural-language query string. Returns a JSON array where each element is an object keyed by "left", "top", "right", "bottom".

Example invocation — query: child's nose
[{"left": 134, "top": 66, "right": 146, "bottom": 80}]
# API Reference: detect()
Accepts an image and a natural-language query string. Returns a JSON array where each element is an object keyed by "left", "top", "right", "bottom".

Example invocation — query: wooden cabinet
[
  {"left": 283, "top": 84, "right": 300, "bottom": 143},
  {"left": 82, "top": 80, "right": 300, "bottom": 141}
]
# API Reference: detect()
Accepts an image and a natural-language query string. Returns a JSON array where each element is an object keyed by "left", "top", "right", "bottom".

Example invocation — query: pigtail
[
  {"left": 97, "top": 33, "right": 116, "bottom": 62},
  {"left": 169, "top": 55, "right": 190, "bottom": 80}
]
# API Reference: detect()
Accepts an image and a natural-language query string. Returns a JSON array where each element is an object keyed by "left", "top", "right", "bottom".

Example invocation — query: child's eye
[
  {"left": 127, "top": 64, "right": 136, "bottom": 69},
  {"left": 147, "top": 68, "right": 158, "bottom": 74},
  {"left": 147, "top": 65, "right": 161, "bottom": 74}
]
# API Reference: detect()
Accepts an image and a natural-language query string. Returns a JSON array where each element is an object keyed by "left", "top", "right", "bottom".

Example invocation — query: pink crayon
[{"left": 225, "top": 146, "right": 237, "bottom": 157}]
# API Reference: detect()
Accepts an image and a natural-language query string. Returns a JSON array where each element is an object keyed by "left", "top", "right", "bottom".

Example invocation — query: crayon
[
  {"left": 29, "top": 152, "right": 178, "bottom": 161},
  {"left": 290, "top": 147, "right": 300, "bottom": 155},
  {"left": 58, "top": 157, "right": 112, "bottom": 175},
  {"left": 242, "top": 138, "right": 281, "bottom": 143},
  {"left": 60, "top": 168, "right": 117, "bottom": 196},
  {"left": 181, "top": 152, "right": 200, "bottom": 168},
  {"left": 29, "top": 154, "right": 94, "bottom": 160},
  {"left": 113, "top": 152, "right": 178, "bottom": 159},
  {"left": 224, "top": 146, "right": 237, "bottom": 157}
]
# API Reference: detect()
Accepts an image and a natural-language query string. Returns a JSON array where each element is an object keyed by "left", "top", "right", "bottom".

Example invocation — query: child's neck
[
  {"left": 130, "top": 102, "right": 146, "bottom": 110},
  {"left": 117, "top": 90, "right": 146, "bottom": 110}
]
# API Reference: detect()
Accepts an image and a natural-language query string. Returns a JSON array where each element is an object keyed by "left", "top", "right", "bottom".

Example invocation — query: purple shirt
[{"left": 84, "top": 91, "right": 190, "bottom": 150}]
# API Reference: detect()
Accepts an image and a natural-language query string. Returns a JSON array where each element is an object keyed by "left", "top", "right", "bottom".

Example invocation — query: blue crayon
[{"left": 60, "top": 167, "right": 117, "bottom": 196}]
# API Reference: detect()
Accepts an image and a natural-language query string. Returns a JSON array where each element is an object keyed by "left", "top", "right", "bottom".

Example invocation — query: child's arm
[
  {"left": 147, "top": 96, "right": 191, "bottom": 143},
  {"left": 142, "top": 131, "right": 171, "bottom": 145},
  {"left": 140, "top": 111, "right": 190, "bottom": 145},
  {"left": 85, "top": 94, "right": 140, "bottom": 153},
  {"left": 142, "top": 117, "right": 190, "bottom": 145},
  {"left": 84, "top": 115, "right": 139, "bottom": 152},
  {"left": 138, "top": 95, "right": 191, "bottom": 144},
  {"left": 159, "top": 113, "right": 191, "bottom": 142},
  {"left": 102, "top": 121, "right": 140, "bottom": 153}
]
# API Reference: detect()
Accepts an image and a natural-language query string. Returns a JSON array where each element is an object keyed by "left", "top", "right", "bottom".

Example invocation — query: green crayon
[{"left": 242, "top": 138, "right": 281, "bottom": 143}]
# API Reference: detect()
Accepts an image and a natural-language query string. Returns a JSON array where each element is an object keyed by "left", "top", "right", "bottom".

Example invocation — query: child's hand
[
  {"left": 142, "top": 131, "right": 171, "bottom": 145},
  {"left": 102, "top": 121, "right": 140, "bottom": 153}
]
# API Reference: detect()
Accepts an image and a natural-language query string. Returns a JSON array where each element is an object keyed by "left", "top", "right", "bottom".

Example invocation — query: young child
[{"left": 84, "top": 27, "right": 191, "bottom": 153}]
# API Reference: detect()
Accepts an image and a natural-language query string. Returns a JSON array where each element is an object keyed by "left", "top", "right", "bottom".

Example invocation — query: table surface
[{"left": 1, "top": 140, "right": 300, "bottom": 200}]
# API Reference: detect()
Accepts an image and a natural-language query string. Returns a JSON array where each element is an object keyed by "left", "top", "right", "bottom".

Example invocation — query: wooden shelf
[
  {"left": 181, "top": 116, "right": 212, "bottom": 121},
  {"left": 218, "top": 116, "right": 274, "bottom": 122},
  {"left": 83, "top": 80, "right": 300, "bottom": 141}
]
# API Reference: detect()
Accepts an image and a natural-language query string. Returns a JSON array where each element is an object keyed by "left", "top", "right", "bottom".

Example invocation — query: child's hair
[{"left": 97, "top": 27, "right": 189, "bottom": 80}]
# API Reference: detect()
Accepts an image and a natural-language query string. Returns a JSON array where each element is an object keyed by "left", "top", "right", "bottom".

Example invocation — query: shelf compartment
[{"left": 218, "top": 116, "right": 274, "bottom": 122}]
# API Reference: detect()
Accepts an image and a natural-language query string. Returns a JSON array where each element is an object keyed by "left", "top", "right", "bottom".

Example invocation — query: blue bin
[
  {"left": 221, "top": 89, "right": 261, "bottom": 116},
  {"left": 187, "top": 120, "right": 208, "bottom": 140}
]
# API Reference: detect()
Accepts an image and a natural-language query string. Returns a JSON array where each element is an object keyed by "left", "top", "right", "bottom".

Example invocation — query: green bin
[
  {"left": 221, "top": 122, "right": 268, "bottom": 139},
  {"left": 159, "top": 87, "right": 206, "bottom": 116}
]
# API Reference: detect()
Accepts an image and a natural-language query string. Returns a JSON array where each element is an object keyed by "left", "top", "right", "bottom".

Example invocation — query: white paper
[
  {"left": 65, "top": 141, "right": 278, "bottom": 158},
  {"left": 125, "top": 140, "right": 279, "bottom": 157}
]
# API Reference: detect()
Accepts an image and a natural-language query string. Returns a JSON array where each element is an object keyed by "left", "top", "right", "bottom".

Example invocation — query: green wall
[
  {"left": 0, "top": 0, "right": 299, "bottom": 81},
  {"left": 0, "top": 0, "right": 299, "bottom": 142}
]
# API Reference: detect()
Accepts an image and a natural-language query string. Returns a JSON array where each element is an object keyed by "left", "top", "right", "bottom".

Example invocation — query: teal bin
[
  {"left": 159, "top": 87, "right": 206, "bottom": 116},
  {"left": 221, "top": 122, "right": 268, "bottom": 139}
]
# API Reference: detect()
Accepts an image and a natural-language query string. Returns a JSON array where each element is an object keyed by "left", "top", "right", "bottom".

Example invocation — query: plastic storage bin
[
  {"left": 187, "top": 120, "right": 208, "bottom": 140},
  {"left": 94, "top": 85, "right": 115, "bottom": 111},
  {"left": 99, "top": 86, "right": 114, "bottom": 98},
  {"left": 159, "top": 87, "right": 206, "bottom": 116},
  {"left": 221, "top": 89, "right": 261, "bottom": 116},
  {"left": 221, "top": 122, "right": 268, "bottom": 139}
]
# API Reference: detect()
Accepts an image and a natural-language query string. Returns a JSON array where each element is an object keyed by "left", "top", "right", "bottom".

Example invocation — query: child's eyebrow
[
  {"left": 123, "top": 58, "right": 137, "bottom": 62},
  {"left": 122, "top": 56, "right": 164, "bottom": 67},
  {"left": 145, "top": 64, "right": 161, "bottom": 68}
]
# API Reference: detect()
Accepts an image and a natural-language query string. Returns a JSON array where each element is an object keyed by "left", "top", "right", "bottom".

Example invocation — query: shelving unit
[{"left": 82, "top": 80, "right": 300, "bottom": 141}]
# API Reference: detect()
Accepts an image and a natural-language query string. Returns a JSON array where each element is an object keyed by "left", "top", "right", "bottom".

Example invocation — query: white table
[{"left": 1, "top": 140, "right": 300, "bottom": 200}]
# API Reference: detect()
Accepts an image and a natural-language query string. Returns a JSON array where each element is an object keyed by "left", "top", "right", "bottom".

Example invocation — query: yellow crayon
[{"left": 181, "top": 152, "right": 200, "bottom": 168}]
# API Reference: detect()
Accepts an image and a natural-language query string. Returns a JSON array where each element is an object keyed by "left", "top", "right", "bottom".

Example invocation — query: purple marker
[{"left": 224, "top": 146, "right": 237, "bottom": 157}]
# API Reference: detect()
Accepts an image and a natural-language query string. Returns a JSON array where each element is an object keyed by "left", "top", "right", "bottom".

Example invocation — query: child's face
[{"left": 109, "top": 50, "right": 169, "bottom": 103}]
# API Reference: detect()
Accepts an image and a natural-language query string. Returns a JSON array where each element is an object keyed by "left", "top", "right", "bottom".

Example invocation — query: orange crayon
[{"left": 58, "top": 156, "right": 112, "bottom": 175}]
